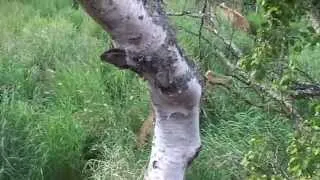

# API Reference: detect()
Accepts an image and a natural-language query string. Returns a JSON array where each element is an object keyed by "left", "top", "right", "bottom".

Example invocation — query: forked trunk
[{"left": 77, "top": 0, "right": 202, "bottom": 179}]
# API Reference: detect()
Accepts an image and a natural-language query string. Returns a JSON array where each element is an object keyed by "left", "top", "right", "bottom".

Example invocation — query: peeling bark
[{"left": 77, "top": 0, "right": 202, "bottom": 179}]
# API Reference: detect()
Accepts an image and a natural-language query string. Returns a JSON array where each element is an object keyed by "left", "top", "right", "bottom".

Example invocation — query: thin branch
[
  {"left": 295, "top": 67, "right": 316, "bottom": 83},
  {"left": 205, "top": 71, "right": 283, "bottom": 114},
  {"left": 167, "top": 9, "right": 243, "bottom": 59},
  {"left": 204, "top": 25, "right": 243, "bottom": 58},
  {"left": 212, "top": 45, "right": 304, "bottom": 125},
  {"left": 290, "top": 82, "right": 320, "bottom": 99},
  {"left": 226, "top": 24, "right": 237, "bottom": 59},
  {"left": 167, "top": 11, "right": 202, "bottom": 18},
  {"left": 199, "top": 0, "right": 208, "bottom": 60}
]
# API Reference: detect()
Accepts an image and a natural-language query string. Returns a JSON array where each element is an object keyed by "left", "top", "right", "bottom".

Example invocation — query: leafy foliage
[
  {"left": 238, "top": 0, "right": 320, "bottom": 179},
  {"left": 240, "top": 0, "right": 319, "bottom": 85},
  {"left": 287, "top": 111, "right": 320, "bottom": 179}
]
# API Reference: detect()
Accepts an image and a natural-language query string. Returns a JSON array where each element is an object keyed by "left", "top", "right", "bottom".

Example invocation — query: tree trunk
[
  {"left": 309, "top": 0, "right": 320, "bottom": 33},
  {"left": 77, "top": 0, "right": 203, "bottom": 179}
]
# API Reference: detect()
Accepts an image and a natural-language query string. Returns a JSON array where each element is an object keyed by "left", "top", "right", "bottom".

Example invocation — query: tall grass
[
  {"left": 0, "top": 1, "right": 148, "bottom": 179},
  {"left": 0, "top": 0, "right": 319, "bottom": 180}
]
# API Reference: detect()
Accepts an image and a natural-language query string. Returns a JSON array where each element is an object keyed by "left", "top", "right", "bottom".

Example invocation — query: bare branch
[
  {"left": 295, "top": 67, "right": 317, "bottom": 83},
  {"left": 199, "top": 0, "right": 208, "bottom": 60},
  {"left": 167, "top": 11, "right": 202, "bottom": 18},
  {"left": 215, "top": 50, "right": 304, "bottom": 125},
  {"left": 290, "top": 82, "right": 320, "bottom": 99},
  {"left": 206, "top": 71, "right": 284, "bottom": 114}
]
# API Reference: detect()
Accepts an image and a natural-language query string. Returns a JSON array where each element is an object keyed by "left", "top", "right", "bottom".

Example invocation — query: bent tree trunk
[{"left": 77, "top": 0, "right": 202, "bottom": 179}]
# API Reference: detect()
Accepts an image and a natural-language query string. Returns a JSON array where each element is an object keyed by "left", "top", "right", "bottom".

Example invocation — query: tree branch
[
  {"left": 198, "top": 0, "right": 208, "bottom": 60},
  {"left": 167, "top": 11, "right": 202, "bottom": 18},
  {"left": 215, "top": 50, "right": 304, "bottom": 126},
  {"left": 290, "top": 82, "right": 320, "bottom": 99}
]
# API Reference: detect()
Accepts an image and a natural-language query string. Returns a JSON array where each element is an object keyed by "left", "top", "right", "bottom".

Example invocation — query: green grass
[
  {"left": 0, "top": 1, "right": 148, "bottom": 179},
  {"left": 0, "top": 0, "right": 319, "bottom": 180}
]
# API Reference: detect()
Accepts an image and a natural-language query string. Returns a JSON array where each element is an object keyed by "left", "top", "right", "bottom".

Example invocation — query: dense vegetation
[{"left": 0, "top": 0, "right": 319, "bottom": 179}]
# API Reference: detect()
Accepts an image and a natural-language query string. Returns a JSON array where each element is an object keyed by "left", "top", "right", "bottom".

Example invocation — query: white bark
[
  {"left": 77, "top": 0, "right": 202, "bottom": 179},
  {"left": 309, "top": 1, "right": 320, "bottom": 33}
]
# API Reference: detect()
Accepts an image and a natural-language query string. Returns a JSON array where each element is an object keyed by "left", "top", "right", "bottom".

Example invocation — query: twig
[
  {"left": 167, "top": 11, "right": 202, "bottom": 18},
  {"left": 176, "top": 26, "right": 211, "bottom": 44},
  {"left": 167, "top": 9, "right": 243, "bottom": 59},
  {"left": 227, "top": 24, "right": 237, "bottom": 59},
  {"left": 199, "top": 0, "right": 208, "bottom": 60},
  {"left": 295, "top": 67, "right": 316, "bottom": 83},
  {"left": 213, "top": 46, "right": 304, "bottom": 125},
  {"left": 205, "top": 71, "right": 282, "bottom": 113},
  {"left": 204, "top": 25, "right": 243, "bottom": 58}
]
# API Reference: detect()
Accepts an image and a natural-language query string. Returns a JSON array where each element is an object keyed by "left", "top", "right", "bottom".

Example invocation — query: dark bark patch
[
  {"left": 169, "top": 112, "right": 187, "bottom": 120},
  {"left": 138, "top": 15, "right": 144, "bottom": 20},
  {"left": 152, "top": 160, "right": 159, "bottom": 169},
  {"left": 128, "top": 33, "right": 143, "bottom": 45},
  {"left": 100, "top": 48, "right": 129, "bottom": 69},
  {"left": 187, "top": 145, "right": 202, "bottom": 167}
]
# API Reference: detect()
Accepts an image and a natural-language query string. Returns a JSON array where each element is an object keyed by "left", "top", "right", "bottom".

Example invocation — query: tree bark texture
[
  {"left": 77, "top": 0, "right": 203, "bottom": 179},
  {"left": 309, "top": 0, "right": 320, "bottom": 33}
]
